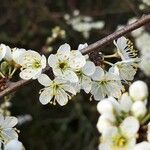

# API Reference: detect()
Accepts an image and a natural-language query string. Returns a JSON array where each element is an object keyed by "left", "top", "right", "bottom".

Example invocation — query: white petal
[
  {"left": 55, "top": 89, "right": 68, "bottom": 106},
  {"left": 97, "top": 115, "right": 115, "bottom": 134},
  {"left": 48, "top": 54, "right": 59, "bottom": 68},
  {"left": 39, "top": 88, "right": 53, "bottom": 105},
  {"left": 129, "top": 80, "right": 148, "bottom": 101},
  {"left": 0, "top": 44, "right": 7, "bottom": 61},
  {"left": 91, "top": 66, "right": 104, "bottom": 81},
  {"left": 81, "top": 76, "right": 92, "bottom": 93},
  {"left": 62, "top": 84, "right": 76, "bottom": 95},
  {"left": 12, "top": 48, "right": 26, "bottom": 64},
  {"left": 133, "top": 142, "right": 150, "bottom": 150},
  {"left": 0, "top": 114, "right": 4, "bottom": 125},
  {"left": 82, "top": 61, "right": 95, "bottom": 76},
  {"left": 119, "top": 92, "right": 133, "bottom": 113},
  {"left": 2, "top": 129, "right": 18, "bottom": 140},
  {"left": 131, "top": 101, "right": 147, "bottom": 118},
  {"left": 57, "top": 43, "right": 70, "bottom": 60},
  {"left": 77, "top": 43, "right": 88, "bottom": 51},
  {"left": 91, "top": 82, "right": 106, "bottom": 100},
  {"left": 4, "top": 45, "right": 12, "bottom": 61},
  {"left": 97, "top": 99, "right": 114, "bottom": 115},
  {"left": 41, "top": 55, "right": 47, "bottom": 68},
  {"left": 69, "top": 50, "right": 86, "bottom": 69},
  {"left": 2, "top": 117, "right": 18, "bottom": 128},
  {"left": 63, "top": 70, "right": 79, "bottom": 83},
  {"left": 38, "top": 74, "right": 52, "bottom": 86},
  {"left": 4, "top": 140, "right": 23, "bottom": 150},
  {"left": 120, "top": 116, "right": 139, "bottom": 136},
  {"left": 19, "top": 69, "right": 37, "bottom": 80}
]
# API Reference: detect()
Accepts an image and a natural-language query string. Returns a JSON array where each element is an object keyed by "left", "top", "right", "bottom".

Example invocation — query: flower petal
[
  {"left": 82, "top": 61, "right": 95, "bottom": 76},
  {"left": 38, "top": 74, "right": 52, "bottom": 86},
  {"left": 120, "top": 116, "right": 139, "bottom": 136},
  {"left": 91, "top": 67, "right": 104, "bottom": 81},
  {"left": 55, "top": 89, "right": 68, "bottom": 106},
  {"left": 57, "top": 43, "right": 70, "bottom": 60},
  {"left": 39, "top": 88, "right": 53, "bottom": 105}
]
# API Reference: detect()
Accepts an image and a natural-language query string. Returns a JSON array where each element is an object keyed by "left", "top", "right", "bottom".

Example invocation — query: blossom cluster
[
  {"left": 97, "top": 80, "right": 150, "bottom": 150},
  {"left": 0, "top": 36, "right": 139, "bottom": 106},
  {"left": 64, "top": 10, "right": 105, "bottom": 39}
]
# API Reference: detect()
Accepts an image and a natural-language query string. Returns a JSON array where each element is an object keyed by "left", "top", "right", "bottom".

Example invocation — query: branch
[
  {"left": 0, "top": 14, "right": 150, "bottom": 99},
  {"left": 81, "top": 14, "right": 150, "bottom": 55}
]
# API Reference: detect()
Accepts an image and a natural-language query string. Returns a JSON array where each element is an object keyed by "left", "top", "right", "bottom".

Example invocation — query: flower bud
[
  {"left": 97, "top": 99, "right": 114, "bottom": 115},
  {"left": 129, "top": 80, "right": 148, "bottom": 101},
  {"left": 131, "top": 101, "right": 147, "bottom": 118},
  {"left": 96, "top": 113, "right": 115, "bottom": 134}
]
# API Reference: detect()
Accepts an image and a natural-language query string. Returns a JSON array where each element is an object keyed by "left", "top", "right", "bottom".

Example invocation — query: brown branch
[
  {"left": 0, "top": 14, "right": 150, "bottom": 99},
  {"left": 81, "top": 14, "right": 150, "bottom": 54}
]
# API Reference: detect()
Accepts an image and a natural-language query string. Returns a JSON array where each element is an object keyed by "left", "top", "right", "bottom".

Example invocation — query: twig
[
  {"left": 80, "top": 14, "right": 150, "bottom": 54},
  {"left": 0, "top": 14, "right": 150, "bottom": 99}
]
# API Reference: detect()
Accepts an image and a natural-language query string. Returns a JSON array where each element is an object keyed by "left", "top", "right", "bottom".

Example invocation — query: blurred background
[{"left": 0, "top": 0, "right": 150, "bottom": 150}]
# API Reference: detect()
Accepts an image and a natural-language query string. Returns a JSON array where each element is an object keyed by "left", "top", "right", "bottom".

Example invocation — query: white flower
[
  {"left": 0, "top": 44, "right": 11, "bottom": 62},
  {"left": 48, "top": 43, "right": 86, "bottom": 83},
  {"left": 0, "top": 115, "right": 18, "bottom": 144},
  {"left": 38, "top": 74, "right": 76, "bottom": 106},
  {"left": 4, "top": 140, "right": 24, "bottom": 150},
  {"left": 129, "top": 80, "right": 148, "bottom": 101},
  {"left": 133, "top": 142, "right": 150, "bottom": 150},
  {"left": 131, "top": 101, "right": 147, "bottom": 118},
  {"left": 109, "top": 60, "right": 137, "bottom": 81},
  {"left": 99, "top": 117, "right": 139, "bottom": 150},
  {"left": 19, "top": 50, "right": 46, "bottom": 80},
  {"left": 114, "top": 36, "right": 138, "bottom": 60},
  {"left": 91, "top": 67, "right": 123, "bottom": 100},
  {"left": 12, "top": 48, "right": 26, "bottom": 65},
  {"left": 97, "top": 113, "right": 116, "bottom": 134},
  {"left": 73, "top": 61, "right": 95, "bottom": 93}
]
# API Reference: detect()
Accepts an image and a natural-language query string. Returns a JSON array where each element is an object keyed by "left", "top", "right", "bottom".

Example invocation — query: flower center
[
  {"left": 113, "top": 134, "right": 127, "bottom": 148},
  {"left": 59, "top": 62, "right": 68, "bottom": 70},
  {"left": 32, "top": 61, "right": 41, "bottom": 69}
]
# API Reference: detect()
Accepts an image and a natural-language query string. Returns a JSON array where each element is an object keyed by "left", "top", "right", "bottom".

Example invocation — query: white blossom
[
  {"left": 38, "top": 74, "right": 76, "bottom": 106},
  {"left": 48, "top": 43, "right": 86, "bottom": 83},
  {"left": 114, "top": 36, "right": 138, "bottom": 60},
  {"left": 99, "top": 117, "right": 139, "bottom": 150},
  {"left": 0, "top": 115, "right": 18, "bottom": 144},
  {"left": 91, "top": 67, "right": 123, "bottom": 100},
  {"left": 129, "top": 80, "right": 148, "bottom": 101},
  {"left": 19, "top": 50, "right": 46, "bottom": 80},
  {"left": 109, "top": 60, "right": 137, "bottom": 81}
]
